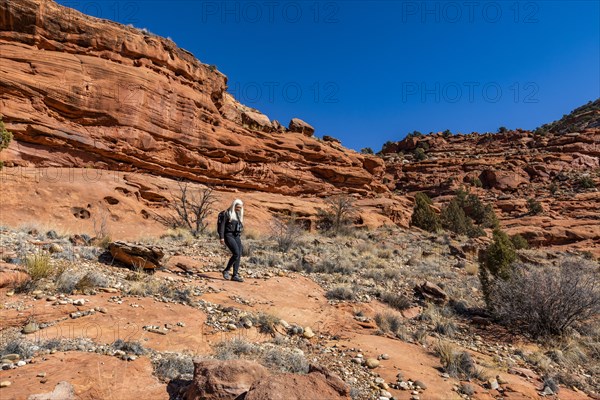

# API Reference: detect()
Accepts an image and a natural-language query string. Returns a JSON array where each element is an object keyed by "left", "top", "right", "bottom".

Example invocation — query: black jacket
[{"left": 218, "top": 212, "right": 244, "bottom": 239}]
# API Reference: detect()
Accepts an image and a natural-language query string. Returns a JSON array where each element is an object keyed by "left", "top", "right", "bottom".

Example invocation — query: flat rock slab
[{"left": 109, "top": 241, "right": 164, "bottom": 269}]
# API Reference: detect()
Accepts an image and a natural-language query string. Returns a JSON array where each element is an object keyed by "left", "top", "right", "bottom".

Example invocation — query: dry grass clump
[
  {"left": 375, "top": 311, "right": 403, "bottom": 334},
  {"left": 24, "top": 252, "right": 53, "bottom": 280},
  {"left": 435, "top": 341, "right": 487, "bottom": 380},
  {"left": 153, "top": 353, "right": 194, "bottom": 381},
  {"left": 326, "top": 285, "right": 357, "bottom": 301},
  {"left": 215, "top": 338, "right": 257, "bottom": 360},
  {"left": 380, "top": 292, "right": 412, "bottom": 311}
]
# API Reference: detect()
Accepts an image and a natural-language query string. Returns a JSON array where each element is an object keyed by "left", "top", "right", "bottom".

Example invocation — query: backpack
[{"left": 217, "top": 210, "right": 227, "bottom": 236}]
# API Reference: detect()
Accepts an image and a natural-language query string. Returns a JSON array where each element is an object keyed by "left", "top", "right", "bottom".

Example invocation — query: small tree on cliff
[
  {"left": 410, "top": 192, "right": 441, "bottom": 233},
  {"left": 0, "top": 115, "right": 13, "bottom": 169}
]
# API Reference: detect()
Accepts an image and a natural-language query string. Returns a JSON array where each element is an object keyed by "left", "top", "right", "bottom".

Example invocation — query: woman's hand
[{"left": 220, "top": 238, "right": 225, "bottom": 246}]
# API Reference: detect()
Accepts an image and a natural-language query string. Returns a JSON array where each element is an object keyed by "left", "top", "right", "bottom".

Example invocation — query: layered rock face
[
  {"left": 381, "top": 106, "right": 600, "bottom": 253},
  {"left": 0, "top": 0, "right": 386, "bottom": 196}
]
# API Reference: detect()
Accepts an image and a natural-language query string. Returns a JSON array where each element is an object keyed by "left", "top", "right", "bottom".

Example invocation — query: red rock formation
[
  {"left": 0, "top": 0, "right": 386, "bottom": 197},
  {"left": 381, "top": 109, "right": 600, "bottom": 254}
]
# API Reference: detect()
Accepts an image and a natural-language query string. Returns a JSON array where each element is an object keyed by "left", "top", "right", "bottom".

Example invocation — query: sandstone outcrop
[
  {"left": 0, "top": 0, "right": 385, "bottom": 197},
  {"left": 288, "top": 118, "right": 315, "bottom": 136},
  {"left": 108, "top": 241, "right": 164, "bottom": 269},
  {"left": 381, "top": 116, "right": 600, "bottom": 254},
  {"left": 184, "top": 359, "right": 270, "bottom": 400}
]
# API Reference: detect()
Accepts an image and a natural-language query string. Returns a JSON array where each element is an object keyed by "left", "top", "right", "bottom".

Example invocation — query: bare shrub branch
[
  {"left": 489, "top": 259, "right": 600, "bottom": 337},
  {"left": 155, "top": 183, "right": 217, "bottom": 237}
]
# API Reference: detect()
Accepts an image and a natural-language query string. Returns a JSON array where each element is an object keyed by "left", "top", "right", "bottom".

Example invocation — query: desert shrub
[
  {"left": 24, "top": 252, "right": 53, "bottom": 280},
  {"left": 380, "top": 292, "right": 411, "bottom": 311},
  {"left": 374, "top": 311, "right": 403, "bottom": 334},
  {"left": 414, "top": 147, "right": 427, "bottom": 161},
  {"left": 498, "top": 126, "right": 508, "bottom": 133},
  {"left": 479, "top": 229, "right": 516, "bottom": 303},
  {"left": 360, "top": 147, "right": 374, "bottom": 154},
  {"left": 261, "top": 347, "right": 309, "bottom": 373},
  {"left": 153, "top": 353, "right": 194, "bottom": 381},
  {"left": 270, "top": 214, "right": 303, "bottom": 253},
  {"left": 487, "top": 260, "right": 600, "bottom": 337},
  {"left": 326, "top": 285, "right": 356, "bottom": 301},
  {"left": 154, "top": 183, "right": 217, "bottom": 237},
  {"left": 317, "top": 194, "right": 357, "bottom": 236},
  {"left": 410, "top": 192, "right": 441, "bottom": 233},
  {"left": 215, "top": 338, "right": 257, "bottom": 360},
  {"left": 471, "top": 177, "right": 483, "bottom": 187},
  {"left": 0, "top": 115, "right": 13, "bottom": 170},
  {"left": 578, "top": 175, "right": 595, "bottom": 189},
  {"left": 510, "top": 234, "right": 529, "bottom": 250},
  {"left": 55, "top": 270, "right": 82, "bottom": 294},
  {"left": 312, "top": 257, "right": 356, "bottom": 275},
  {"left": 549, "top": 181, "right": 559, "bottom": 194},
  {"left": 435, "top": 341, "right": 479, "bottom": 379},
  {"left": 526, "top": 198, "right": 543, "bottom": 215},
  {"left": 111, "top": 339, "right": 147, "bottom": 355},
  {"left": 254, "top": 313, "right": 281, "bottom": 335},
  {"left": 441, "top": 199, "right": 471, "bottom": 236}
]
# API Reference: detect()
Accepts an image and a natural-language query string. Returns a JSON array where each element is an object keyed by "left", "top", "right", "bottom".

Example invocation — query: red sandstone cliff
[{"left": 0, "top": 0, "right": 386, "bottom": 196}]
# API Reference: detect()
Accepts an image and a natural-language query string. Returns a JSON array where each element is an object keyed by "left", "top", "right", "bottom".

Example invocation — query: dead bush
[{"left": 488, "top": 259, "right": 600, "bottom": 337}]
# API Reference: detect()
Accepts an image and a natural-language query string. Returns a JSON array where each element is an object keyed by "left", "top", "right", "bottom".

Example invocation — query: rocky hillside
[
  {"left": 380, "top": 102, "right": 600, "bottom": 255},
  {"left": 0, "top": 0, "right": 385, "bottom": 197}
]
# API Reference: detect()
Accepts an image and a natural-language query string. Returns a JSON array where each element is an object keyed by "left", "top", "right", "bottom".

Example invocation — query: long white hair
[{"left": 228, "top": 199, "right": 244, "bottom": 222}]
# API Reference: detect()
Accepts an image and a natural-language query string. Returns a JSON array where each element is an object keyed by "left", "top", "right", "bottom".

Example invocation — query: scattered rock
[
  {"left": 0, "top": 381, "right": 11, "bottom": 388},
  {"left": 302, "top": 327, "right": 315, "bottom": 339},
  {"left": 414, "top": 281, "right": 447, "bottom": 303},
  {"left": 288, "top": 118, "right": 315, "bottom": 136},
  {"left": 365, "top": 358, "right": 380, "bottom": 369},
  {"left": 48, "top": 243, "right": 63, "bottom": 254},
  {"left": 108, "top": 241, "right": 164, "bottom": 270},
  {"left": 22, "top": 322, "right": 39, "bottom": 334}
]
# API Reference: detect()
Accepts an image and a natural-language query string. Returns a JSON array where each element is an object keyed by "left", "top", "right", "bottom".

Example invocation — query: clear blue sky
[{"left": 57, "top": 0, "right": 600, "bottom": 151}]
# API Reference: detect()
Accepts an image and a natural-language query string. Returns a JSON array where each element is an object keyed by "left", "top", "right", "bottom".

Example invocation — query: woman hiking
[{"left": 218, "top": 199, "right": 245, "bottom": 282}]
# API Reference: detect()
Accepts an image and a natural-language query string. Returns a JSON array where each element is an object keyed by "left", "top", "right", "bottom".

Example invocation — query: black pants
[{"left": 224, "top": 234, "right": 242, "bottom": 275}]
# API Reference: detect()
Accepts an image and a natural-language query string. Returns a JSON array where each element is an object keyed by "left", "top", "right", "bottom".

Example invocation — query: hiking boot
[
  {"left": 222, "top": 270, "right": 231, "bottom": 280},
  {"left": 231, "top": 274, "right": 244, "bottom": 282}
]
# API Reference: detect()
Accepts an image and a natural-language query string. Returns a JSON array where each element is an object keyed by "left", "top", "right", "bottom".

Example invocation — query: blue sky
[{"left": 57, "top": 0, "right": 600, "bottom": 151}]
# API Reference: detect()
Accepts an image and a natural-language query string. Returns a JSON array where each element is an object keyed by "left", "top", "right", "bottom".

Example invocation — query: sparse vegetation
[
  {"left": 153, "top": 353, "right": 194, "bottom": 381},
  {"left": 578, "top": 175, "right": 595, "bottom": 189},
  {"left": 0, "top": 115, "right": 13, "bottom": 170},
  {"left": 527, "top": 198, "right": 543, "bottom": 215},
  {"left": 155, "top": 183, "right": 217, "bottom": 237},
  {"left": 487, "top": 259, "right": 600, "bottom": 337},
  {"left": 435, "top": 341, "right": 484, "bottom": 380},
  {"left": 317, "top": 194, "right": 357, "bottom": 236},
  {"left": 360, "top": 147, "right": 374, "bottom": 154},
  {"left": 479, "top": 229, "right": 517, "bottom": 303},
  {"left": 24, "top": 251, "right": 53, "bottom": 280},
  {"left": 414, "top": 147, "right": 427, "bottom": 161},
  {"left": 380, "top": 292, "right": 411, "bottom": 311},
  {"left": 510, "top": 234, "right": 529, "bottom": 250},
  {"left": 326, "top": 285, "right": 356, "bottom": 300},
  {"left": 410, "top": 192, "right": 441, "bottom": 233},
  {"left": 270, "top": 214, "right": 304, "bottom": 253}
]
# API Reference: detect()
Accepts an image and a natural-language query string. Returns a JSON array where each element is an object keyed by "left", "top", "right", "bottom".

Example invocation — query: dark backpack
[{"left": 217, "top": 210, "right": 227, "bottom": 236}]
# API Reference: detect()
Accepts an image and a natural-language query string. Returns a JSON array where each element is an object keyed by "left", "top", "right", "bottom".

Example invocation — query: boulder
[
  {"left": 479, "top": 169, "right": 529, "bottom": 190},
  {"left": 184, "top": 359, "right": 270, "bottom": 400},
  {"left": 414, "top": 281, "right": 448, "bottom": 303},
  {"left": 241, "top": 111, "right": 273, "bottom": 132},
  {"left": 288, "top": 118, "right": 315, "bottom": 136},
  {"left": 108, "top": 241, "right": 164, "bottom": 270},
  {"left": 244, "top": 365, "right": 350, "bottom": 400}
]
